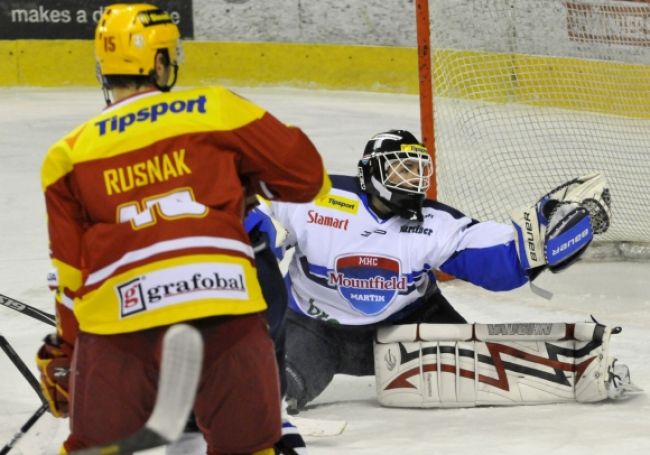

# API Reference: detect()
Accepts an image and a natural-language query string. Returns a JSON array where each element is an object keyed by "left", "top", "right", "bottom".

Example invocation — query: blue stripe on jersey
[
  {"left": 440, "top": 241, "right": 528, "bottom": 291},
  {"left": 300, "top": 254, "right": 428, "bottom": 285},
  {"left": 297, "top": 254, "right": 424, "bottom": 293},
  {"left": 330, "top": 174, "right": 361, "bottom": 193},
  {"left": 423, "top": 198, "right": 479, "bottom": 226},
  {"left": 285, "top": 274, "right": 304, "bottom": 314}
]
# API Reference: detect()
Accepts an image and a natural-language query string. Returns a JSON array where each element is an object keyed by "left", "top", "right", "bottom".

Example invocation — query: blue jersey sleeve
[
  {"left": 438, "top": 221, "right": 529, "bottom": 291},
  {"left": 244, "top": 207, "right": 283, "bottom": 259}
]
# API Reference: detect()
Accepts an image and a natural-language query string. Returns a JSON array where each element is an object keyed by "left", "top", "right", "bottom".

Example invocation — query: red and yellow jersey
[{"left": 42, "top": 86, "right": 330, "bottom": 340}]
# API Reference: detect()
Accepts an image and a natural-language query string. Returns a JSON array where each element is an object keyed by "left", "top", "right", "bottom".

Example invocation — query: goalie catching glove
[
  {"left": 36, "top": 333, "right": 73, "bottom": 417},
  {"left": 511, "top": 172, "right": 611, "bottom": 280}
]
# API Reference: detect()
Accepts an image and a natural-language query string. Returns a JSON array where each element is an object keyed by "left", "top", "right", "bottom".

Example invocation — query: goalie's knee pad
[{"left": 373, "top": 322, "right": 637, "bottom": 408}]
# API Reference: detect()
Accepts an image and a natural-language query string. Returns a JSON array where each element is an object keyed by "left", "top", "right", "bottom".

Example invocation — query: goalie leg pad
[{"left": 374, "top": 322, "right": 633, "bottom": 408}]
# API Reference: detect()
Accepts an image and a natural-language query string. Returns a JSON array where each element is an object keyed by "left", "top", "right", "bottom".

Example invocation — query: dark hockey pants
[{"left": 284, "top": 290, "right": 466, "bottom": 410}]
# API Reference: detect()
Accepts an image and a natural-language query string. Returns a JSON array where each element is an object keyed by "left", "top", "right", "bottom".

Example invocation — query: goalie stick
[
  {"left": 288, "top": 415, "right": 347, "bottom": 437},
  {"left": 72, "top": 324, "right": 203, "bottom": 455},
  {"left": 0, "top": 294, "right": 55, "bottom": 327}
]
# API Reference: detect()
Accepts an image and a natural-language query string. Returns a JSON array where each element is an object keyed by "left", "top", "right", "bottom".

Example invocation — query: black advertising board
[{"left": 0, "top": 0, "right": 193, "bottom": 39}]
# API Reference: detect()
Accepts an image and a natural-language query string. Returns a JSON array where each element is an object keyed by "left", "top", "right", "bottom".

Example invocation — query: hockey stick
[
  {"left": 0, "top": 403, "right": 48, "bottom": 455},
  {"left": 0, "top": 335, "right": 48, "bottom": 455},
  {"left": 71, "top": 324, "right": 203, "bottom": 455},
  {"left": 0, "top": 335, "right": 45, "bottom": 403},
  {"left": 0, "top": 294, "right": 55, "bottom": 327},
  {"left": 288, "top": 415, "right": 347, "bottom": 437}
]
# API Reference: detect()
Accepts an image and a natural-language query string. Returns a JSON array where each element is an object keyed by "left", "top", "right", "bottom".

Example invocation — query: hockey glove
[
  {"left": 511, "top": 172, "right": 611, "bottom": 280},
  {"left": 36, "top": 333, "right": 73, "bottom": 417},
  {"left": 245, "top": 207, "right": 286, "bottom": 259}
]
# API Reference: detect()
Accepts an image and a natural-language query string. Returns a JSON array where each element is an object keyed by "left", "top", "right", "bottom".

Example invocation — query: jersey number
[{"left": 117, "top": 188, "right": 208, "bottom": 230}]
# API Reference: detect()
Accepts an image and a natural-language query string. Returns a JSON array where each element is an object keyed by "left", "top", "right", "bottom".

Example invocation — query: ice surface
[{"left": 0, "top": 87, "right": 648, "bottom": 454}]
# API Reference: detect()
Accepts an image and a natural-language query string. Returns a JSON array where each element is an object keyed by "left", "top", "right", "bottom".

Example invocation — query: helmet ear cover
[{"left": 101, "top": 49, "right": 173, "bottom": 90}]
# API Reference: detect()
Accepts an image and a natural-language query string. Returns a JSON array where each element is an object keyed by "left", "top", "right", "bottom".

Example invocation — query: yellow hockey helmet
[{"left": 95, "top": 3, "right": 181, "bottom": 77}]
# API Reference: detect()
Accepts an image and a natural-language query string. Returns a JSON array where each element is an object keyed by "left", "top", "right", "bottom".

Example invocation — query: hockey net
[{"left": 422, "top": 0, "right": 650, "bottom": 259}]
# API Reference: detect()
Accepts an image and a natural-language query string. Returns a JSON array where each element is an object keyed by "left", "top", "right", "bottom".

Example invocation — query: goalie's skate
[{"left": 607, "top": 360, "right": 643, "bottom": 399}]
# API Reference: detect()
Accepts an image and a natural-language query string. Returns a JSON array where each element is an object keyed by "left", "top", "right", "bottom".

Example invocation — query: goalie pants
[
  {"left": 284, "top": 289, "right": 466, "bottom": 410},
  {"left": 63, "top": 313, "right": 281, "bottom": 454}
]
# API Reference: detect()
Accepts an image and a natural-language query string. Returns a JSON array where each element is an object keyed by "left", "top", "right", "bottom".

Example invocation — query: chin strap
[
  {"left": 101, "top": 84, "right": 112, "bottom": 107},
  {"left": 96, "top": 61, "right": 112, "bottom": 107}
]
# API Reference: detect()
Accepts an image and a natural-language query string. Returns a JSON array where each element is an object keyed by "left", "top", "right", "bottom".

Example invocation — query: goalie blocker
[{"left": 374, "top": 322, "right": 639, "bottom": 408}]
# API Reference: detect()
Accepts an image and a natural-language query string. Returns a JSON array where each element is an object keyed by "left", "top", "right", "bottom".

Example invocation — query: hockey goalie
[
  {"left": 253, "top": 129, "right": 642, "bottom": 415},
  {"left": 375, "top": 321, "right": 641, "bottom": 408}
]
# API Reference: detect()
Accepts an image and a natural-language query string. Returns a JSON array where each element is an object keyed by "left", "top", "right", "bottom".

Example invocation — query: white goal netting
[{"left": 428, "top": 0, "right": 650, "bottom": 257}]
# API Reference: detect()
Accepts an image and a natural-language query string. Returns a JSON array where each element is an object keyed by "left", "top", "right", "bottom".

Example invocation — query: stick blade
[{"left": 288, "top": 415, "right": 347, "bottom": 437}]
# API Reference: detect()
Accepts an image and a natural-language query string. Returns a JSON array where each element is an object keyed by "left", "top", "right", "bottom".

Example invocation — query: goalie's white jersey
[{"left": 262, "top": 175, "right": 529, "bottom": 325}]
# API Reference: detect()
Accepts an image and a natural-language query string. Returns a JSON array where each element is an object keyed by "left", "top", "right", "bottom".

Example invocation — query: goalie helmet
[
  {"left": 358, "top": 130, "right": 432, "bottom": 221},
  {"left": 95, "top": 4, "right": 181, "bottom": 90}
]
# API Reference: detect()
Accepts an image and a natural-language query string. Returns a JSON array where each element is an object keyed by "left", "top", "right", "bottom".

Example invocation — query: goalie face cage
[
  {"left": 369, "top": 149, "right": 432, "bottom": 195},
  {"left": 417, "top": 0, "right": 650, "bottom": 257}
]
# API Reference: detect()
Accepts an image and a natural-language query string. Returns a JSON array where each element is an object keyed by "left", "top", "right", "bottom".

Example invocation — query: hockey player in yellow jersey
[{"left": 35, "top": 4, "right": 330, "bottom": 454}]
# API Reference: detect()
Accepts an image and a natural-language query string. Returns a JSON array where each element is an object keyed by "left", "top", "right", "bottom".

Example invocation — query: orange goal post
[{"left": 415, "top": 0, "right": 650, "bottom": 259}]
